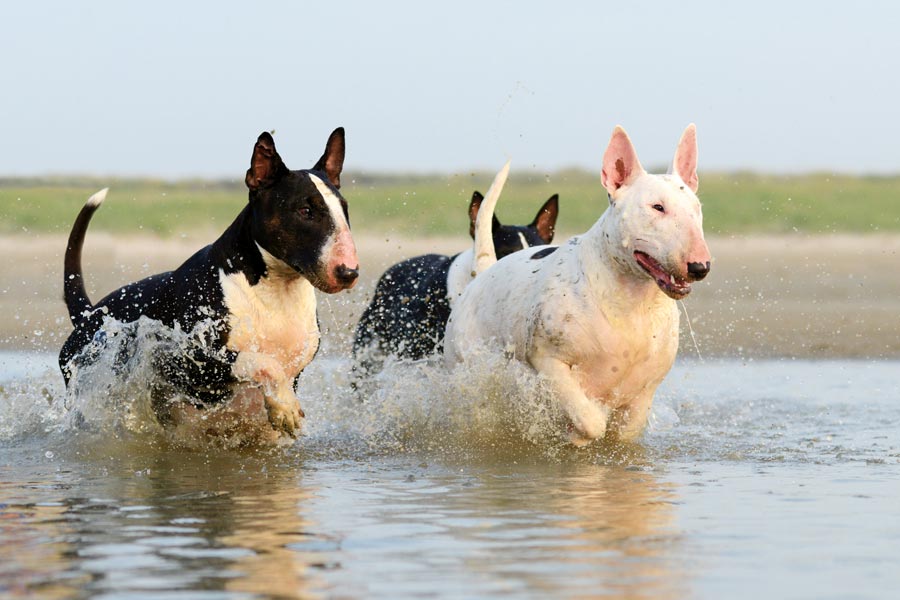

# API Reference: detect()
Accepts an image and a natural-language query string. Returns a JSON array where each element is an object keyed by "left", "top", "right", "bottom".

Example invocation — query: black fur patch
[{"left": 530, "top": 247, "right": 558, "bottom": 260}]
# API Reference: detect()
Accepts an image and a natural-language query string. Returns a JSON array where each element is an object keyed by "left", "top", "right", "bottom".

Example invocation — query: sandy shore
[{"left": 2, "top": 232, "right": 899, "bottom": 359}]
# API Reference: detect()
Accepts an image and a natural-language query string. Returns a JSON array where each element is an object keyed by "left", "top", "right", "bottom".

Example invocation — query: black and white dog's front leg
[
  {"left": 149, "top": 321, "right": 235, "bottom": 418},
  {"left": 150, "top": 324, "right": 303, "bottom": 437},
  {"left": 230, "top": 351, "right": 304, "bottom": 436}
]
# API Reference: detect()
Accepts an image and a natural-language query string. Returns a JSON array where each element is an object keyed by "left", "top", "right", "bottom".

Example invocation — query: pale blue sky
[{"left": 3, "top": 1, "right": 899, "bottom": 177}]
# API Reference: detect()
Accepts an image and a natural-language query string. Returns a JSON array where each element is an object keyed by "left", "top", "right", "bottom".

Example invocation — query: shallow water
[{"left": 1, "top": 350, "right": 899, "bottom": 599}]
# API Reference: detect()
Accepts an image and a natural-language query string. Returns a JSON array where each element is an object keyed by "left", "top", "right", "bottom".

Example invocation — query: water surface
[{"left": 1, "top": 352, "right": 898, "bottom": 599}]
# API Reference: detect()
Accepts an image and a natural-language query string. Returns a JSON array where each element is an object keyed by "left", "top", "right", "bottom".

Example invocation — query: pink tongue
[
  {"left": 637, "top": 253, "right": 667, "bottom": 279},
  {"left": 635, "top": 252, "right": 691, "bottom": 292}
]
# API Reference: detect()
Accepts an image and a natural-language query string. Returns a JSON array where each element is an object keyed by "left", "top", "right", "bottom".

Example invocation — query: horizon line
[{"left": 2, "top": 167, "right": 900, "bottom": 184}]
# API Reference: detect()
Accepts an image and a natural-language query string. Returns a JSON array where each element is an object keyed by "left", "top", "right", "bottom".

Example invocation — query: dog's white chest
[
  {"left": 219, "top": 269, "right": 319, "bottom": 377},
  {"left": 572, "top": 302, "right": 679, "bottom": 405}
]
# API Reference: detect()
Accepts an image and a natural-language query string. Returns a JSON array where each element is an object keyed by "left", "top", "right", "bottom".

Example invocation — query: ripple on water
[{"left": 649, "top": 359, "right": 900, "bottom": 466}]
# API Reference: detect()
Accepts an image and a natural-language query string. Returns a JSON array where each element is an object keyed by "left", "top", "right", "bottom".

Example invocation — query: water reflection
[
  {"left": 1, "top": 442, "right": 329, "bottom": 598},
  {"left": 127, "top": 448, "right": 326, "bottom": 599},
  {"left": 309, "top": 460, "right": 687, "bottom": 598},
  {"left": 1, "top": 437, "right": 688, "bottom": 598},
  {"left": 0, "top": 492, "right": 87, "bottom": 598}
]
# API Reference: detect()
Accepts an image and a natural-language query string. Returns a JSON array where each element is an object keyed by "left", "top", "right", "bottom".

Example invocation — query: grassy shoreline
[{"left": 2, "top": 172, "right": 899, "bottom": 238}]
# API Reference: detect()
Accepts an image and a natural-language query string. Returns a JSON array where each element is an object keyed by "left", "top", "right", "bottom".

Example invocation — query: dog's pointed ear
[
  {"left": 468, "top": 191, "right": 484, "bottom": 239},
  {"left": 601, "top": 126, "right": 644, "bottom": 197},
  {"left": 245, "top": 132, "right": 287, "bottom": 190},
  {"left": 672, "top": 123, "right": 699, "bottom": 193},
  {"left": 531, "top": 194, "right": 559, "bottom": 243},
  {"left": 313, "top": 127, "right": 346, "bottom": 189}
]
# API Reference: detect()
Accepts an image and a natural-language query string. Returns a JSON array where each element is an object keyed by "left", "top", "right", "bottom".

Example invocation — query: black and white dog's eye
[
  {"left": 652, "top": 204, "right": 665, "bottom": 213},
  {"left": 299, "top": 207, "right": 313, "bottom": 219}
]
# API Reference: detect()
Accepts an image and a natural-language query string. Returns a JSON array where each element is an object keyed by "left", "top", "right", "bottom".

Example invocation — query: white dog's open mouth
[{"left": 634, "top": 251, "right": 691, "bottom": 299}]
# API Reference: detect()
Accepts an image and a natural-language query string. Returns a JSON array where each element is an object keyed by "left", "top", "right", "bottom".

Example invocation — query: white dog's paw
[
  {"left": 566, "top": 423, "right": 596, "bottom": 447},
  {"left": 565, "top": 403, "right": 611, "bottom": 446}
]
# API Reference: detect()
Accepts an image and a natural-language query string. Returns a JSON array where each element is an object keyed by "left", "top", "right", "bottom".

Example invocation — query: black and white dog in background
[
  {"left": 59, "top": 128, "right": 358, "bottom": 440},
  {"left": 352, "top": 170, "right": 558, "bottom": 379}
]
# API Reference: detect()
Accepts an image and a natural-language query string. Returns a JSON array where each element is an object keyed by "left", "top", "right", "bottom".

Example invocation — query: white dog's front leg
[
  {"left": 232, "top": 351, "right": 303, "bottom": 436},
  {"left": 530, "top": 354, "right": 611, "bottom": 446},
  {"left": 609, "top": 386, "right": 657, "bottom": 442}
]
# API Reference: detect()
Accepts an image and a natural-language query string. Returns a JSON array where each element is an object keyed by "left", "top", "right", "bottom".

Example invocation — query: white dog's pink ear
[
  {"left": 602, "top": 126, "right": 644, "bottom": 196},
  {"left": 672, "top": 124, "right": 699, "bottom": 193}
]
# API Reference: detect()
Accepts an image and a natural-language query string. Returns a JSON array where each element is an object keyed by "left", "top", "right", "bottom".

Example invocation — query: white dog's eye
[{"left": 652, "top": 203, "right": 665, "bottom": 213}]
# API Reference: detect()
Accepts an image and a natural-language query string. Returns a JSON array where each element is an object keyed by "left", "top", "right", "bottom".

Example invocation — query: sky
[{"left": 3, "top": 1, "right": 899, "bottom": 178}]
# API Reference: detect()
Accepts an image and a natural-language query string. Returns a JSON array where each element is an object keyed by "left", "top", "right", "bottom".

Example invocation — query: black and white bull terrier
[
  {"left": 445, "top": 125, "right": 711, "bottom": 445},
  {"left": 59, "top": 128, "right": 358, "bottom": 440},
  {"left": 352, "top": 164, "right": 558, "bottom": 378}
]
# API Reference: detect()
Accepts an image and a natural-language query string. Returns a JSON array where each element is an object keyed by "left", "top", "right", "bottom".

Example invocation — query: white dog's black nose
[{"left": 687, "top": 261, "right": 710, "bottom": 281}]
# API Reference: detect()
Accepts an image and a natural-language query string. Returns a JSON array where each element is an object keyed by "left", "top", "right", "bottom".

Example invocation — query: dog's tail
[
  {"left": 472, "top": 160, "right": 510, "bottom": 276},
  {"left": 64, "top": 188, "right": 108, "bottom": 326}
]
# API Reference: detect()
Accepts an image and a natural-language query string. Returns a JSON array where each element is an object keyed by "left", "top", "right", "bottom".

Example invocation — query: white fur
[
  {"left": 473, "top": 161, "right": 510, "bottom": 275},
  {"left": 308, "top": 173, "right": 358, "bottom": 279},
  {"left": 219, "top": 246, "right": 320, "bottom": 435},
  {"left": 444, "top": 162, "right": 511, "bottom": 308},
  {"left": 445, "top": 126, "right": 709, "bottom": 445},
  {"left": 309, "top": 173, "right": 350, "bottom": 232},
  {"left": 517, "top": 232, "right": 529, "bottom": 250},
  {"left": 445, "top": 248, "right": 476, "bottom": 308},
  {"left": 444, "top": 232, "right": 533, "bottom": 309},
  {"left": 86, "top": 188, "right": 108, "bottom": 208}
]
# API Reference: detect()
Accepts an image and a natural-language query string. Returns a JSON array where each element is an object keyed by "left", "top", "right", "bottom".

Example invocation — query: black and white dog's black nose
[
  {"left": 335, "top": 264, "right": 359, "bottom": 284},
  {"left": 687, "top": 261, "right": 710, "bottom": 281}
]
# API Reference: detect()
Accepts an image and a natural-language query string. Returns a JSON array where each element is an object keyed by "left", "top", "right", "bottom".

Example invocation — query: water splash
[
  {"left": 2, "top": 316, "right": 671, "bottom": 464},
  {"left": 0, "top": 357, "right": 65, "bottom": 443},
  {"left": 679, "top": 299, "right": 704, "bottom": 361},
  {"left": 46, "top": 315, "right": 296, "bottom": 450},
  {"left": 8, "top": 334, "right": 895, "bottom": 468},
  {"left": 299, "top": 347, "right": 654, "bottom": 464},
  {"left": 60, "top": 316, "right": 168, "bottom": 440}
]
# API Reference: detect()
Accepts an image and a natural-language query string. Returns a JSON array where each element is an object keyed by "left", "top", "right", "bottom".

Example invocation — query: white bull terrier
[{"left": 444, "top": 125, "right": 711, "bottom": 445}]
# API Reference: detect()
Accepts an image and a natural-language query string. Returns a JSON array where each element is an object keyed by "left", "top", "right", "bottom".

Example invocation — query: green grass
[
  {"left": 1, "top": 171, "right": 898, "bottom": 238},
  {"left": 698, "top": 172, "right": 900, "bottom": 235}
]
